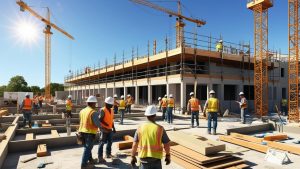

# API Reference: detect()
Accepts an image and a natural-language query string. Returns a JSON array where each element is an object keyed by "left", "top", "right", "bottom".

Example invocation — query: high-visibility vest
[
  {"left": 216, "top": 43, "right": 223, "bottom": 51},
  {"left": 66, "top": 99, "right": 72, "bottom": 111},
  {"left": 167, "top": 98, "right": 174, "bottom": 108},
  {"left": 281, "top": 99, "right": 287, "bottom": 106},
  {"left": 101, "top": 107, "right": 114, "bottom": 130},
  {"left": 78, "top": 106, "right": 98, "bottom": 134},
  {"left": 137, "top": 122, "right": 164, "bottom": 159},
  {"left": 241, "top": 98, "right": 248, "bottom": 109},
  {"left": 23, "top": 98, "right": 32, "bottom": 110},
  {"left": 127, "top": 97, "right": 133, "bottom": 105},
  {"left": 161, "top": 98, "right": 167, "bottom": 108},
  {"left": 189, "top": 98, "right": 200, "bottom": 111},
  {"left": 119, "top": 100, "right": 126, "bottom": 110},
  {"left": 207, "top": 98, "right": 218, "bottom": 113}
]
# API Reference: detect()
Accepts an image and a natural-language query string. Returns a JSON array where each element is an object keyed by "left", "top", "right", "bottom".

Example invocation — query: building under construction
[{"left": 64, "top": 32, "right": 288, "bottom": 114}]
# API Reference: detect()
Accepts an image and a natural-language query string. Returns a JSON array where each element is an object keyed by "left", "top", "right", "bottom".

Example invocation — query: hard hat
[
  {"left": 190, "top": 92, "right": 194, "bottom": 96},
  {"left": 86, "top": 96, "right": 97, "bottom": 103},
  {"left": 127, "top": 94, "right": 131, "bottom": 97},
  {"left": 25, "top": 93, "right": 30, "bottom": 96},
  {"left": 68, "top": 95, "right": 72, "bottom": 99},
  {"left": 158, "top": 97, "right": 161, "bottom": 100},
  {"left": 169, "top": 94, "right": 173, "bottom": 98},
  {"left": 209, "top": 90, "right": 215, "bottom": 94},
  {"left": 239, "top": 92, "right": 245, "bottom": 96},
  {"left": 113, "top": 94, "right": 118, "bottom": 98},
  {"left": 144, "top": 105, "right": 157, "bottom": 116},
  {"left": 164, "top": 94, "right": 167, "bottom": 98},
  {"left": 219, "top": 40, "right": 223, "bottom": 43},
  {"left": 120, "top": 95, "right": 124, "bottom": 99},
  {"left": 105, "top": 96, "right": 114, "bottom": 105}
]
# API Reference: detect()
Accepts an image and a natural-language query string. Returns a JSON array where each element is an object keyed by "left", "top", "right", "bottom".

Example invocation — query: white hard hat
[
  {"left": 86, "top": 96, "right": 97, "bottom": 103},
  {"left": 169, "top": 94, "right": 173, "bottom": 98},
  {"left": 25, "top": 93, "right": 30, "bottom": 96},
  {"left": 68, "top": 95, "right": 72, "bottom": 99},
  {"left": 209, "top": 90, "right": 215, "bottom": 94},
  {"left": 127, "top": 94, "right": 131, "bottom": 97},
  {"left": 105, "top": 96, "right": 114, "bottom": 105},
  {"left": 113, "top": 94, "right": 118, "bottom": 98},
  {"left": 164, "top": 94, "right": 167, "bottom": 97},
  {"left": 239, "top": 92, "right": 245, "bottom": 96},
  {"left": 190, "top": 92, "right": 194, "bottom": 96},
  {"left": 219, "top": 40, "right": 223, "bottom": 43},
  {"left": 144, "top": 105, "right": 157, "bottom": 116},
  {"left": 120, "top": 95, "right": 124, "bottom": 99},
  {"left": 158, "top": 97, "right": 161, "bottom": 100}
]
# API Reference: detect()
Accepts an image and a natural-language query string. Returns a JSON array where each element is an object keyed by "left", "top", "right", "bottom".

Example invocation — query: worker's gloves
[
  {"left": 165, "top": 154, "right": 171, "bottom": 165},
  {"left": 131, "top": 156, "right": 137, "bottom": 166}
]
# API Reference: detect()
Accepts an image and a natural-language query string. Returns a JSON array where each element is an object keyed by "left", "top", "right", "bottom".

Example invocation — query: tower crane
[
  {"left": 16, "top": 0, "right": 74, "bottom": 100},
  {"left": 247, "top": 0, "right": 273, "bottom": 117},
  {"left": 288, "top": 0, "right": 299, "bottom": 122},
  {"left": 130, "top": 0, "right": 206, "bottom": 48}
]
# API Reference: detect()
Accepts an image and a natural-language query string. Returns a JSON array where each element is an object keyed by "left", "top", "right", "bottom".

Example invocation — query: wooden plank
[
  {"left": 20, "top": 156, "right": 37, "bottom": 163},
  {"left": 203, "top": 158, "right": 245, "bottom": 169},
  {"left": 172, "top": 154, "right": 201, "bottom": 169},
  {"left": 117, "top": 141, "right": 133, "bottom": 150},
  {"left": 263, "top": 134, "right": 288, "bottom": 141},
  {"left": 266, "top": 141, "right": 300, "bottom": 155},
  {"left": 226, "top": 164, "right": 249, "bottom": 169},
  {"left": 42, "top": 124, "right": 52, "bottom": 127},
  {"left": 0, "top": 110, "right": 8, "bottom": 117},
  {"left": 25, "top": 133, "right": 34, "bottom": 140},
  {"left": 51, "top": 130, "right": 60, "bottom": 138},
  {"left": 36, "top": 144, "right": 47, "bottom": 157},
  {"left": 230, "top": 133, "right": 263, "bottom": 143},
  {"left": 123, "top": 135, "right": 134, "bottom": 141},
  {"left": 219, "top": 135, "right": 268, "bottom": 153}
]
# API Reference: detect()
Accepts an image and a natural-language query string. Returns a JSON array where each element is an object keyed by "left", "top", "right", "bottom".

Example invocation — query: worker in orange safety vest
[
  {"left": 187, "top": 92, "right": 202, "bottom": 128},
  {"left": 20, "top": 93, "right": 33, "bottom": 128}
]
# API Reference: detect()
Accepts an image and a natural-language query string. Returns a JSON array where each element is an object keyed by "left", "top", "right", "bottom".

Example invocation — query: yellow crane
[
  {"left": 130, "top": 0, "right": 206, "bottom": 48},
  {"left": 16, "top": 0, "right": 74, "bottom": 100}
]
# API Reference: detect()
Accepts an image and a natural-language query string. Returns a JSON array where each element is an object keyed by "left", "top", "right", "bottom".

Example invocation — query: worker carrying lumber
[
  {"left": 131, "top": 105, "right": 171, "bottom": 169},
  {"left": 98, "top": 96, "right": 116, "bottom": 163},
  {"left": 158, "top": 97, "right": 162, "bottom": 111},
  {"left": 126, "top": 94, "right": 134, "bottom": 114},
  {"left": 20, "top": 93, "right": 33, "bottom": 128},
  {"left": 187, "top": 92, "right": 202, "bottom": 128},
  {"left": 65, "top": 95, "right": 73, "bottom": 118},
  {"left": 119, "top": 95, "right": 126, "bottom": 125},
  {"left": 78, "top": 95, "right": 101, "bottom": 169},
  {"left": 236, "top": 92, "right": 248, "bottom": 124},
  {"left": 281, "top": 98, "right": 288, "bottom": 116},
  {"left": 113, "top": 94, "right": 119, "bottom": 115},
  {"left": 203, "top": 90, "right": 220, "bottom": 135},
  {"left": 161, "top": 94, "right": 168, "bottom": 121},
  {"left": 167, "top": 94, "right": 174, "bottom": 124},
  {"left": 216, "top": 40, "right": 223, "bottom": 52}
]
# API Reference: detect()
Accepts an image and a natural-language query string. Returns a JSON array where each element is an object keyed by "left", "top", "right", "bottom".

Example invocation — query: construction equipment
[
  {"left": 130, "top": 0, "right": 206, "bottom": 48},
  {"left": 288, "top": 0, "right": 300, "bottom": 122},
  {"left": 247, "top": 0, "right": 273, "bottom": 117},
  {"left": 16, "top": 0, "right": 74, "bottom": 100}
]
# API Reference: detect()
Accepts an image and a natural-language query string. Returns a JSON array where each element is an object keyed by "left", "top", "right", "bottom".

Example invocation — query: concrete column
[
  {"left": 166, "top": 83, "right": 170, "bottom": 97},
  {"left": 148, "top": 85, "right": 152, "bottom": 105},
  {"left": 207, "top": 83, "right": 213, "bottom": 98},
  {"left": 105, "top": 88, "right": 108, "bottom": 98},
  {"left": 220, "top": 84, "right": 224, "bottom": 101},
  {"left": 113, "top": 88, "right": 116, "bottom": 96},
  {"left": 135, "top": 86, "right": 139, "bottom": 105},
  {"left": 180, "top": 82, "right": 186, "bottom": 114},
  {"left": 124, "top": 87, "right": 128, "bottom": 97}
]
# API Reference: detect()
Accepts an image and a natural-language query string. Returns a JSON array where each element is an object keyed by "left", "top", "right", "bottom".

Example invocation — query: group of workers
[
  {"left": 112, "top": 94, "right": 134, "bottom": 124},
  {"left": 158, "top": 94, "right": 175, "bottom": 124}
]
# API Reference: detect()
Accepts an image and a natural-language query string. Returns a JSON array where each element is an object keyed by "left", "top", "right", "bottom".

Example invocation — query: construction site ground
[{"left": 2, "top": 112, "right": 300, "bottom": 169}]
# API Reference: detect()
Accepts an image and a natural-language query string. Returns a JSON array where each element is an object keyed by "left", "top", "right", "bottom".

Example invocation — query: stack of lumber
[
  {"left": 220, "top": 132, "right": 300, "bottom": 155},
  {"left": 117, "top": 135, "right": 134, "bottom": 150},
  {"left": 0, "top": 109, "right": 8, "bottom": 117}
]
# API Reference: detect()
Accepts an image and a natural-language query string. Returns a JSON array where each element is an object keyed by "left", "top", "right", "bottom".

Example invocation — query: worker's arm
[
  {"left": 131, "top": 130, "right": 139, "bottom": 157},
  {"left": 162, "top": 129, "right": 171, "bottom": 165},
  {"left": 92, "top": 111, "right": 101, "bottom": 128}
]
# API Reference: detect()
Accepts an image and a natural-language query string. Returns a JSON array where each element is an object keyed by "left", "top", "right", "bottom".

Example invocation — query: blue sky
[{"left": 0, "top": 0, "right": 287, "bottom": 87}]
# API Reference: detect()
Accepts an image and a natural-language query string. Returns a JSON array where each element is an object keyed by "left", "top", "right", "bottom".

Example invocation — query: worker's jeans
[
  {"left": 119, "top": 109, "right": 125, "bottom": 124},
  {"left": 22, "top": 110, "right": 32, "bottom": 127},
  {"left": 281, "top": 106, "right": 287, "bottom": 116},
  {"left": 167, "top": 107, "right": 173, "bottom": 124},
  {"left": 98, "top": 131, "right": 113, "bottom": 158},
  {"left": 81, "top": 133, "right": 95, "bottom": 167},
  {"left": 191, "top": 111, "right": 199, "bottom": 127},
  {"left": 140, "top": 159, "right": 162, "bottom": 169},
  {"left": 207, "top": 112, "right": 218, "bottom": 133},
  {"left": 162, "top": 107, "right": 167, "bottom": 121},
  {"left": 241, "top": 108, "right": 247, "bottom": 124},
  {"left": 126, "top": 105, "right": 132, "bottom": 114}
]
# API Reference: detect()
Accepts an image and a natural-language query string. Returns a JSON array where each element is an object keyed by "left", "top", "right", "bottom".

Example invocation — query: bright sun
[{"left": 15, "top": 19, "right": 39, "bottom": 43}]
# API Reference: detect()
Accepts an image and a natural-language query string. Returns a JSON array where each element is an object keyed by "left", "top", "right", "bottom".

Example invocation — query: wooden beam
[
  {"left": 263, "top": 134, "right": 288, "bottom": 141},
  {"left": 25, "top": 133, "right": 35, "bottom": 140},
  {"left": 225, "top": 164, "right": 249, "bottom": 169},
  {"left": 51, "top": 130, "right": 60, "bottom": 138},
  {"left": 117, "top": 141, "right": 133, "bottom": 150},
  {"left": 37, "top": 144, "right": 47, "bottom": 157},
  {"left": 123, "top": 135, "right": 134, "bottom": 141},
  {"left": 230, "top": 133, "right": 263, "bottom": 143},
  {"left": 42, "top": 124, "right": 52, "bottom": 127},
  {"left": 266, "top": 141, "right": 300, "bottom": 155},
  {"left": 0, "top": 110, "right": 8, "bottom": 117}
]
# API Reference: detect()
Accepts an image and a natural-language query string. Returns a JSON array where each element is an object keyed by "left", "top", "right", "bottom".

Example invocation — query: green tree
[
  {"left": 41, "top": 83, "right": 64, "bottom": 96},
  {"left": 0, "top": 85, "right": 6, "bottom": 97},
  {"left": 30, "top": 86, "right": 41, "bottom": 95},
  {"left": 6, "top": 75, "right": 30, "bottom": 92}
]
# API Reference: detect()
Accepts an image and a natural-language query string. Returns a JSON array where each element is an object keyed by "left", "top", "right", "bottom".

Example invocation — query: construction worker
[
  {"left": 38, "top": 93, "right": 43, "bottom": 109},
  {"left": 187, "top": 92, "right": 202, "bottom": 128},
  {"left": 98, "top": 96, "right": 116, "bottom": 163},
  {"left": 237, "top": 92, "right": 248, "bottom": 124},
  {"left": 131, "top": 105, "right": 171, "bottom": 169},
  {"left": 78, "top": 95, "right": 101, "bottom": 169},
  {"left": 126, "top": 94, "right": 134, "bottom": 114},
  {"left": 119, "top": 95, "right": 126, "bottom": 125},
  {"left": 113, "top": 94, "right": 119, "bottom": 114},
  {"left": 158, "top": 97, "right": 162, "bottom": 111},
  {"left": 20, "top": 93, "right": 33, "bottom": 128},
  {"left": 167, "top": 94, "right": 174, "bottom": 124},
  {"left": 216, "top": 40, "right": 223, "bottom": 52},
  {"left": 65, "top": 95, "right": 73, "bottom": 118},
  {"left": 281, "top": 97, "right": 288, "bottom": 116},
  {"left": 161, "top": 94, "right": 168, "bottom": 121},
  {"left": 203, "top": 90, "right": 220, "bottom": 135},
  {"left": 32, "top": 95, "right": 40, "bottom": 115}
]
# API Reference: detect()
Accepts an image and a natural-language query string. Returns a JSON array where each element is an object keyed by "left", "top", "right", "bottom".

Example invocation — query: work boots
[
  {"left": 81, "top": 164, "right": 94, "bottom": 169},
  {"left": 212, "top": 130, "right": 216, "bottom": 135}
]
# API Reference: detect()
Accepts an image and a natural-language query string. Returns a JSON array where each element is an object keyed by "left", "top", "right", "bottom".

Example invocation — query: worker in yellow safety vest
[
  {"left": 20, "top": 93, "right": 33, "bottom": 128},
  {"left": 281, "top": 98, "right": 288, "bottom": 116},
  {"left": 98, "top": 97, "right": 116, "bottom": 163},
  {"left": 236, "top": 92, "right": 248, "bottom": 124},
  {"left": 167, "top": 94, "right": 174, "bottom": 124},
  {"left": 161, "top": 95, "right": 168, "bottom": 121},
  {"left": 203, "top": 90, "right": 220, "bottom": 135},
  {"left": 78, "top": 95, "right": 101, "bottom": 169},
  {"left": 131, "top": 105, "right": 171, "bottom": 169},
  {"left": 65, "top": 95, "right": 73, "bottom": 118},
  {"left": 119, "top": 95, "right": 126, "bottom": 125},
  {"left": 216, "top": 40, "right": 223, "bottom": 52},
  {"left": 187, "top": 92, "right": 202, "bottom": 128}
]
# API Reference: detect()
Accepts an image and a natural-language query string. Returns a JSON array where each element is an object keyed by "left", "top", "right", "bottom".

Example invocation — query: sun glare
[{"left": 15, "top": 19, "right": 39, "bottom": 43}]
